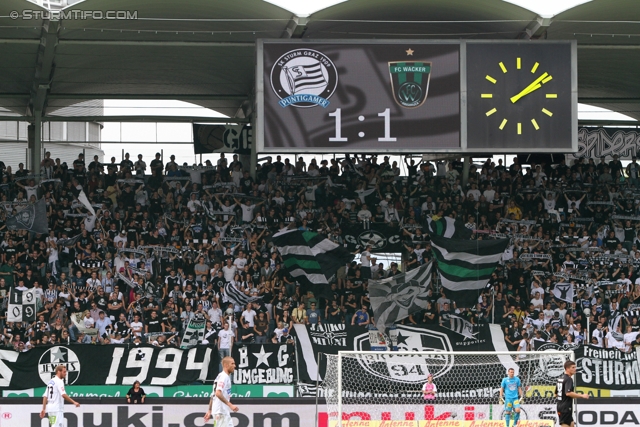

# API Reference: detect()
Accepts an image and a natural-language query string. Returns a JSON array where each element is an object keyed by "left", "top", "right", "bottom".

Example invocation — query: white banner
[
  {"left": 0, "top": 401, "right": 623, "bottom": 427},
  {"left": 0, "top": 402, "right": 313, "bottom": 427}
]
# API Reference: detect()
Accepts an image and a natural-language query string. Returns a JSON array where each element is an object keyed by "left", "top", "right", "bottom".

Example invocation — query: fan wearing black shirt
[
  {"left": 604, "top": 230, "right": 620, "bottom": 252},
  {"left": 211, "top": 270, "right": 226, "bottom": 294},
  {"left": 114, "top": 313, "right": 131, "bottom": 336},
  {"left": 556, "top": 360, "right": 588, "bottom": 427},
  {"left": 145, "top": 311, "right": 164, "bottom": 336}
]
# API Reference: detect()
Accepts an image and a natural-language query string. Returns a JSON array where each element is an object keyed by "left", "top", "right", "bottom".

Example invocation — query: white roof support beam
[
  {"left": 281, "top": 15, "right": 308, "bottom": 38},
  {"left": 519, "top": 16, "right": 552, "bottom": 39}
]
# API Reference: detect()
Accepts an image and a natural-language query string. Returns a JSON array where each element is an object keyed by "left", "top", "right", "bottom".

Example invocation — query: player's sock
[
  {"left": 505, "top": 413, "right": 511, "bottom": 427},
  {"left": 513, "top": 412, "right": 520, "bottom": 426}
]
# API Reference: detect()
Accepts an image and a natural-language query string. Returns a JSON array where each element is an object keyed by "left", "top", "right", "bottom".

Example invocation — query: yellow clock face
[{"left": 480, "top": 57, "right": 557, "bottom": 135}]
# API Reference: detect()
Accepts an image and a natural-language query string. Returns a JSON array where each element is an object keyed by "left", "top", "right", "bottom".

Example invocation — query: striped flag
[
  {"left": 284, "top": 63, "right": 328, "bottom": 94},
  {"left": 368, "top": 261, "right": 433, "bottom": 334},
  {"left": 427, "top": 216, "right": 472, "bottom": 239},
  {"left": 272, "top": 229, "right": 353, "bottom": 299},
  {"left": 609, "top": 313, "right": 626, "bottom": 341},
  {"left": 431, "top": 235, "right": 508, "bottom": 308},
  {"left": 224, "top": 282, "right": 261, "bottom": 307}
]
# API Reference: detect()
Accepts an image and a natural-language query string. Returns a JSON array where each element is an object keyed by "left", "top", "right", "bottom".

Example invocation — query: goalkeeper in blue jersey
[{"left": 500, "top": 368, "right": 523, "bottom": 427}]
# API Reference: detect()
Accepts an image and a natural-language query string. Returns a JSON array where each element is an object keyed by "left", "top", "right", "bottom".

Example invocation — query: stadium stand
[{"left": 0, "top": 153, "right": 639, "bottom": 357}]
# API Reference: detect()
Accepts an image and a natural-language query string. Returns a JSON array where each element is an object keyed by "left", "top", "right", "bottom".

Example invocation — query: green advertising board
[{"left": 3, "top": 384, "right": 294, "bottom": 398}]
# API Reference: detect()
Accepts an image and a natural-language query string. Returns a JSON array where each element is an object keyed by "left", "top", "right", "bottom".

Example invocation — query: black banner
[
  {"left": 572, "top": 127, "right": 640, "bottom": 160},
  {"left": 193, "top": 124, "right": 252, "bottom": 154},
  {"left": 295, "top": 323, "right": 640, "bottom": 396},
  {"left": 0, "top": 344, "right": 218, "bottom": 390},
  {"left": 536, "top": 342, "right": 640, "bottom": 390},
  {"left": 342, "top": 223, "right": 404, "bottom": 253},
  {"left": 232, "top": 343, "right": 295, "bottom": 384},
  {"left": 293, "top": 323, "right": 499, "bottom": 390}
]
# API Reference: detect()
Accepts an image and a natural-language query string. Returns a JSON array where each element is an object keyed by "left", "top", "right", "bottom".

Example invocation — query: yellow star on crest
[{"left": 406, "top": 48, "right": 414, "bottom": 56}]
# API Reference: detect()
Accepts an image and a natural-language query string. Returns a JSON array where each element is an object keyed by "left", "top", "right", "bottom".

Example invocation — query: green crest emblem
[{"left": 388, "top": 61, "right": 432, "bottom": 108}]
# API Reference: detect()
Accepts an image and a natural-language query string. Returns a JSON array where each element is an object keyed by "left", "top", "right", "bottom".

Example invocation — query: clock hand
[
  {"left": 510, "top": 72, "right": 549, "bottom": 103},
  {"left": 510, "top": 73, "right": 547, "bottom": 103},
  {"left": 519, "top": 72, "right": 553, "bottom": 98}
]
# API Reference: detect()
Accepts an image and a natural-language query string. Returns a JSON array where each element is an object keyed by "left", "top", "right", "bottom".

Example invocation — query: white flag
[
  {"left": 552, "top": 282, "right": 574, "bottom": 303},
  {"left": 78, "top": 190, "right": 96, "bottom": 217}
]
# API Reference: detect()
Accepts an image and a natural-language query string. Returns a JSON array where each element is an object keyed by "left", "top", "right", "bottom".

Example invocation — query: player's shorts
[
  {"left": 48, "top": 412, "right": 65, "bottom": 427},
  {"left": 558, "top": 410, "right": 574, "bottom": 426},
  {"left": 504, "top": 398, "right": 521, "bottom": 412},
  {"left": 212, "top": 413, "right": 233, "bottom": 427}
]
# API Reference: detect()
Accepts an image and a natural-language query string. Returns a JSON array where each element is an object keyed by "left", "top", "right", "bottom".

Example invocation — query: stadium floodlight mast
[{"left": 321, "top": 350, "right": 576, "bottom": 426}]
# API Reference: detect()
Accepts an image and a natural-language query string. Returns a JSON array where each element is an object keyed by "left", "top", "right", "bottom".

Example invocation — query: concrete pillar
[
  {"left": 462, "top": 156, "right": 471, "bottom": 188},
  {"left": 249, "top": 108, "right": 257, "bottom": 180},
  {"left": 28, "top": 113, "right": 42, "bottom": 180}
]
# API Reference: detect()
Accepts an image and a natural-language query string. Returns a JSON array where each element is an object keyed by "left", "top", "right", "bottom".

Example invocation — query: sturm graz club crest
[
  {"left": 270, "top": 48, "right": 338, "bottom": 108},
  {"left": 533, "top": 342, "right": 579, "bottom": 382},
  {"left": 354, "top": 325, "right": 454, "bottom": 384},
  {"left": 346, "top": 229, "right": 401, "bottom": 251},
  {"left": 388, "top": 61, "right": 432, "bottom": 108},
  {"left": 39, "top": 346, "right": 81, "bottom": 385},
  {"left": 358, "top": 230, "right": 388, "bottom": 250}
]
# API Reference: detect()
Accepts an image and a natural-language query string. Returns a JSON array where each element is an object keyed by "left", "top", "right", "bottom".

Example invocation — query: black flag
[
  {"left": 58, "top": 234, "right": 82, "bottom": 247},
  {"left": 6, "top": 198, "right": 48, "bottom": 234}
]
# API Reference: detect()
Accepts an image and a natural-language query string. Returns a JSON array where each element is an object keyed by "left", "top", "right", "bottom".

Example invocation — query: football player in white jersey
[
  {"left": 205, "top": 356, "right": 239, "bottom": 427},
  {"left": 40, "top": 365, "right": 80, "bottom": 427}
]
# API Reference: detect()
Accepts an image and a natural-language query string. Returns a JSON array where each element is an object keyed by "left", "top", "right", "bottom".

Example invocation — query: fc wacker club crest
[{"left": 388, "top": 61, "right": 432, "bottom": 108}]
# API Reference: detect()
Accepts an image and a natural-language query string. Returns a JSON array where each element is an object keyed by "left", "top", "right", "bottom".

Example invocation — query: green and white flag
[
  {"left": 180, "top": 317, "right": 206, "bottom": 349},
  {"left": 272, "top": 229, "right": 353, "bottom": 299},
  {"left": 431, "top": 235, "right": 508, "bottom": 307},
  {"left": 427, "top": 215, "right": 472, "bottom": 239}
]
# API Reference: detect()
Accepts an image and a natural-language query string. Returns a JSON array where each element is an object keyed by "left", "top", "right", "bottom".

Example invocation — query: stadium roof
[{"left": 0, "top": 0, "right": 639, "bottom": 122}]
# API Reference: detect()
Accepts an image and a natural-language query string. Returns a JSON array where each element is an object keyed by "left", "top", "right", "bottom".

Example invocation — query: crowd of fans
[{"left": 0, "top": 151, "right": 639, "bottom": 358}]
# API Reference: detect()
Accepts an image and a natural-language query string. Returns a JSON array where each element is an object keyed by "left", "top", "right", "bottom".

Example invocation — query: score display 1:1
[{"left": 328, "top": 108, "right": 397, "bottom": 142}]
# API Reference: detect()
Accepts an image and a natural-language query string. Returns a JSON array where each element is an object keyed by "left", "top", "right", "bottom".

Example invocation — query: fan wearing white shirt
[
  {"left": 40, "top": 365, "right": 80, "bottom": 427},
  {"left": 234, "top": 197, "right": 264, "bottom": 224},
  {"left": 208, "top": 302, "right": 223, "bottom": 324},
  {"left": 241, "top": 304, "right": 257, "bottom": 328},
  {"left": 617, "top": 273, "right": 632, "bottom": 293},
  {"left": 86, "top": 272, "right": 101, "bottom": 291},
  {"left": 222, "top": 259, "right": 237, "bottom": 282},
  {"left": 482, "top": 184, "right": 496, "bottom": 202}
]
